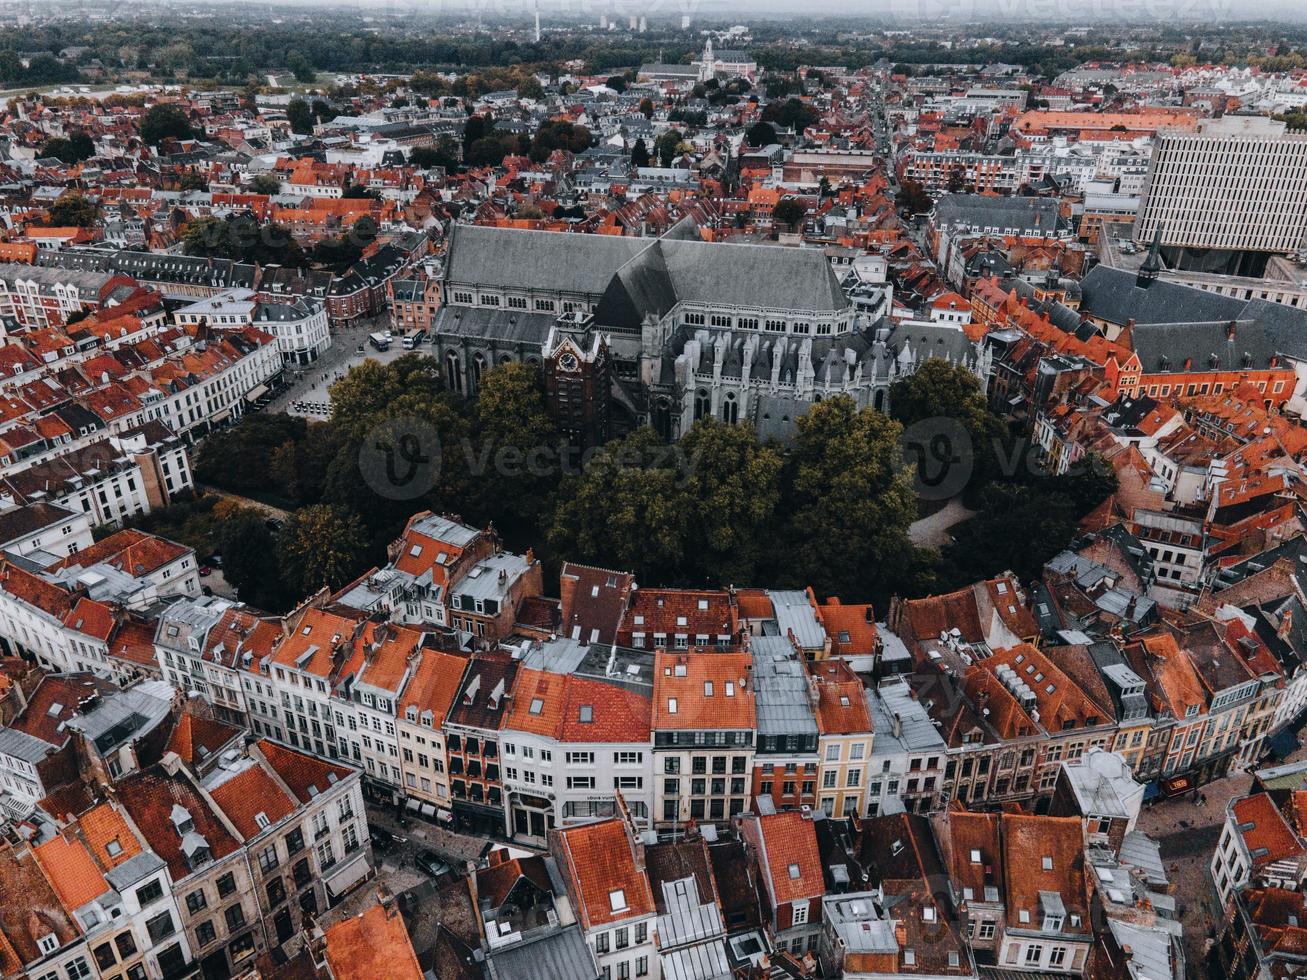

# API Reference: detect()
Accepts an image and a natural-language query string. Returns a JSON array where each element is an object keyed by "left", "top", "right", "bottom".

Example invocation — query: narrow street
[{"left": 1133, "top": 739, "right": 1307, "bottom": 974}]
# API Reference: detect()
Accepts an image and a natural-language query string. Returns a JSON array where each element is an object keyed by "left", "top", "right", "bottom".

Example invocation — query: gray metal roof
[
  {"left": 749, "top": 637, "right": 818, "bottom": 738},
  {"left": 1108, "top": 919, "right": 1181, "bottom": 980},
  {"left": 0, "top": 726, "right": 55, "bottom": 763},
  {"left": 103, "top": 850, "right": 167, "bottom": 892},
  {"left": 445, "top": 223, "right": 648, "bottom": 298},
  {"left": 767, "top": 591, "right": 826, "bottom": 651},
  {"left": 485, "top": 923, "right": 598, "bottom": 980},
  {"left": 868, "top": 679, "right": 947, "bottom": 755}
]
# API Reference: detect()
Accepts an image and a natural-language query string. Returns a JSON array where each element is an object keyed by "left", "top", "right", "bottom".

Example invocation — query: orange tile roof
[
  {"left": 324, "top": 901, "right": 423, "bottom": 980},
  {"left": 1000, "top": 813, "right": 1090, "bottom": 931},
  {"left": 272, "top": 606, "right": 362, "bottom": 678},
  {"left": 753, "top": 810, "right": 825, "bottom": 904},
  {"left": 165, "top": 713, "right": 241, "bottom": 766},
  {"left": 556, "top": 817, "right": 656, "bottom": 929},
  {"left": 350, "top": 623, "right": 424, "bottom": 696},
  {"left": 208, "top": 762, "right": 298, "bottom": 839},
  {"left": 34, "top": 833, "right": 109, "bottom": 911},
  {"left": 505, "top": 670, "right": 651, "bottom": 743},
  {"left": 652, "top": 651, "right": 755, "bottom": 731},
  {"left": 256, "top": 738, "right": 354, "bottom": 804},
  {"left": 814, "top": 598, "right": 878, "bottom": 656},
  {"left": 811, "top": 660, "right": 872, "bottom": 734},
  {"left": 1233, "top": 794, "right": 1304, "bottom": 870},
  {"left": 78, "top": 803, "right": 141, "bottom": 871},
  {"left": 52, "top": 528, "right": 189, "bottom": 578},
  {"left": 397, "top": 649, "right": 467, "bottom": 729}
]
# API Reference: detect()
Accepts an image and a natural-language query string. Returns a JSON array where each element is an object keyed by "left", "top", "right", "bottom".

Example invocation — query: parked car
[
  {"left": 199, "top": 566, "right": 212, "bottom": 578},
  {"left": 369, "top": 827, "right": 400, "bottom": 852},
  {"left": 415, "top": 850, "right": 451, "bottom": 878}
]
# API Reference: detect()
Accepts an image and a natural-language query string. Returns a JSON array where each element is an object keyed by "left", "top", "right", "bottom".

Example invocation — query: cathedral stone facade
[{"left": 430, "top": 220, "right": 991, "bottom": 442}]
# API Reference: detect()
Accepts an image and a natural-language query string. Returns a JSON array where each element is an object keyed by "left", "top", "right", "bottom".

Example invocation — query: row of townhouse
[
  {"left": 0, "top": 715, "right": 373, "bottom": 980},
  {"left": 428, "top": 744, "right": 1178, "bottom": 980},
  {"left": 886, "top": 566, "right": 1300, "bottom": 807},
  {"left": 0, "top": 527, "right": 201, "bottom": 682}
]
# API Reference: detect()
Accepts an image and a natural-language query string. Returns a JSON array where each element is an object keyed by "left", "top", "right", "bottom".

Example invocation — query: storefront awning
[
  {"left": 325, "top": 853, "right": 370, "bottom": 897},
  {"left": 405, "top": 797, "right": 421, "bottom": 812},
  {"left": 245, "top": 384, "right": 269, "bottom": 403}
]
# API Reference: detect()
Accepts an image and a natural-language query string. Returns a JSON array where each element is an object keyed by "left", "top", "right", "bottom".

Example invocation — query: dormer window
[
  {"left": 37, "top": 933, "right": 58, "bottom": 955},
  {"left": 1044, "top": 914, "right": 1064, "bottom": 932}
]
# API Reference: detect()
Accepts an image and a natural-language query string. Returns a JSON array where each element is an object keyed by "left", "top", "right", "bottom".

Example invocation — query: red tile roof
[
  {"left": 207, "top": 762, "right": 297, "bottom": 840},
  {"left": 1233, "top": 794, "right": 1304, "bottom": 870},
  {"left": 324, "top": 901, "right": 423, "bottom": 980},
  {"left": 652, "top": 651, "right": 755, "bottom": 731},
  {"left": 256, "top": 738, "right": 354, "bottom": 804},
  {"left": 555, "top": 817, "right": 656, "bottom": 929},
  {"left": 116, "top": 768, "right": 242, "bottom": 882},
  {"left": 752, "top": 810, "right": 825, "bottom": 905},
  {"left": 505, "top": 670, "right": 651, "bottom": 743}
]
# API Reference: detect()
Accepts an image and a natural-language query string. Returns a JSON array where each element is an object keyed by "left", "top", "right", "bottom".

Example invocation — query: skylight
[
  {"left": 578, "top": 705, "right": 593, "bottom": 723},
  {"left": 529, "top": 698, "right": 544, "bottom": 715},
  {"left": 609, "top": 888, "right": 628, "bottom": 912},
  {"left": 788, "top": 864, "right": 800, "bottom": 879}
]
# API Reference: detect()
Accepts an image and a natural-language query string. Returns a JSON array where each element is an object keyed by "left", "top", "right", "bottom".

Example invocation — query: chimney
[
  {"left": 1279, "top": 607, "right": 1294, "bottom": 643},
  {"left": 1227, "top": 320, "right": 1237, "bottom": 343}
]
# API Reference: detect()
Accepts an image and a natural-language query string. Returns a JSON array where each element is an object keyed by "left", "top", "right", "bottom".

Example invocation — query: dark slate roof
[
  {"left": 443, "top": 224, "right": 649, "bottom": 297},
  {"left": 446, "top": 223, "right": 849, "bottom": 331},
  {"left": 0, "top": 501, "right": 79, "bottom": 546},
  {"left": 431, "top": 305, "right": 556, "bottom": 345},
  {"left": 1130, "top": 319, "right": 1281, "bottom": 373},
  {"left": 1078, "top": 265, "right": 1247, "bottom": 327},
  {"left": 933, "top": 193, "right": 1062, "bottom": 236}
]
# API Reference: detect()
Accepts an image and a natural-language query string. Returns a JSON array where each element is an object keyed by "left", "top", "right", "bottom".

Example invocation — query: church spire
[{"left": 1136, "top": 225, "right": 1164, "bottom": 288}]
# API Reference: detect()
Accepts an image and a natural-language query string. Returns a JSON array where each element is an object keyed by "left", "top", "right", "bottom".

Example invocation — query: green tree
[
  {"left": 891, "top": 359, "right": 1004, "bottom": 490},
  {"left": 179, "top": 169, "right": 207, "bottom": 191},
  {"left": 287, "top": 50, "right": 315, "bottom": 84},
  {"left": 745, "top": 120, "right": 777, "bottom": 146},
  {"left": 517, "top": 75, "right": 544, "bottom": 100},
  {"left": 409, "top": 135, "right": 461, "bottom": 171},
  {"left": 328, "top": 354, "right": 447, "bottom": 444},
  {"left": 605, "top": 75, "right": 627, "bottom": 93},
  {"left": 268, "top": 421, "right": 341, "bottom": 505},
  {"left": 194, "top": 413, "right": 309, "bottom": 500},
  {"left": 639, "top": 97, "right": 654, "bottom": 118},
  {"left": 762, "top": 97, "right": 819, "bottom": 132},
  {"left": 41, "top": 130, "right": 94, "bottom": 164},
  {"left": 139, "top": 103, "right": 195, "bottom": 146},
  {"left": 678, "top": 419, "right": 784, "bottom": 585},
  {"left": 45, "top": 193, "right": 98, "bottom": 228},
  {"left": 630, "top": 138, "right": 651, "bottom": 168},
  {"left": 782, "top": 396, "right": 920, "bottom": 603},
  {"left": 547, "top": 429, "right": 692, "bottom": 584},
  {"left": 654, "top": 129, "right": 683, "bottom": 167},
  {"left": 249, "top": 173, "right": 282, "bottom": 195},
  {"left": 468, "top": 363, "right": 561, "bottom": 535},
  {"left": 895, "top": 178, "right": 932, "bottom": 215},
  {"left": 341, "top": 183, "right": 380, "bottom": 200},
  {"left": 772, "top": 197, "right": 806, "bottom": 230},
  {"left": 215, "top": 509, "right": 286, "bottom": 610},
  {"left": 287, "top": 97, "right": 314, "bottom": 135},
  {"left": 277, "top": 504, "right": 370, "bottom": 595}
]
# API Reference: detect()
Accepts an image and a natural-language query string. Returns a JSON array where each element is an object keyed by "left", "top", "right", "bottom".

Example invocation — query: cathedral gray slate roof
[{"left": 445, "top": 222, "right": 850, "bottom": 332}]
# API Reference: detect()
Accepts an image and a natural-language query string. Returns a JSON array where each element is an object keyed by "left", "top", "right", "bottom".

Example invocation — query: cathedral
[{"left": 429, "top": 220, "right": 990, "bottom": 444}]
